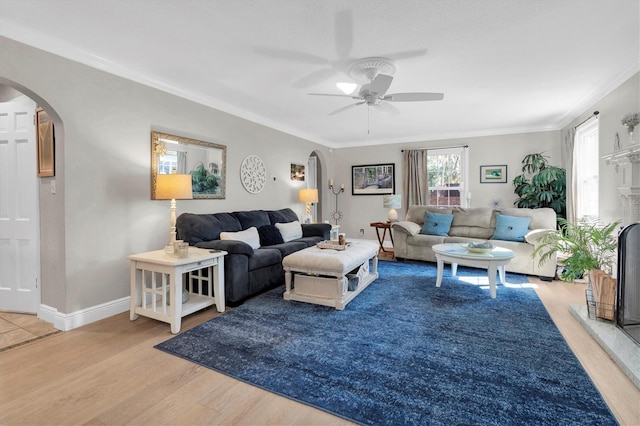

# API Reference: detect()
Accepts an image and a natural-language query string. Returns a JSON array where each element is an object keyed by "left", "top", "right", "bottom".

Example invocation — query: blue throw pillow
[
  {"left": 491, "top": 213, "right": 531, "bottom": 242},
  {"left": 258, "top": 224, "right": 285, "bottom": 246},
  {"left": 421, "top": 212, "right": 454, "bottom": 236}
]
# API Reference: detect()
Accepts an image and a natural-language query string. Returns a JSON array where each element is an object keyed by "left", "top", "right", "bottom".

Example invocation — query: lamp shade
[
  {"left": 382, "top": 194, "right": 401, "bottom": 209},
  {"left": 299, "top": 188, "right": 319, "bottom": 203},
  {"left": 156, "top": 174, "right": 193, "bottom": 200}
]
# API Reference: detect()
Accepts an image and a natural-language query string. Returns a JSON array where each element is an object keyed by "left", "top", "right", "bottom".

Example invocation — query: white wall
[
  {"left": 1, "top": 33, "right": 635, "bottom": 318},
  {"left": 0, "top": 36, "right": 331, "bottom": 314},
  {"left": 331, "top": 131, "right": 560, "bottom": 241},
  {"left": 561, "top": 72, "right": 640, "bottom": 225}
]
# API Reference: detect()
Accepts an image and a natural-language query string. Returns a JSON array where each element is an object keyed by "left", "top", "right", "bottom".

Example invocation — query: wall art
[
  {"left": 36, "top": 108, "right": 55, "bottom": 177},
  {"left": 480, "top": 165, "right": 507, "bottom": 184},
  {"left": 352, "top": 163, "right": 395, "bottom": 195}
]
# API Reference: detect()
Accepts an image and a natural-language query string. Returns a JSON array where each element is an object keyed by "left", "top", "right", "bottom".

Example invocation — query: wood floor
[{"left": 1, "top": 275, "right": 639, "bottom": 425}]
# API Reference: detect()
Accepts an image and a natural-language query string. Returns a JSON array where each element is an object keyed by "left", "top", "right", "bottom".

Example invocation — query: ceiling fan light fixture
[{"left": 336, "top": 82, "right": 357, "bottom": 95}]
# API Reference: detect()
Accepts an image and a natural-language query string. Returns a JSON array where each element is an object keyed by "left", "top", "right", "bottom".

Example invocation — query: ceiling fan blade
[
  {"left": 380, "top": 48, "right": 428, "bottom": 60},
  {"left": 252, "top": 46, "right": 328, "bottom": 65},
  {"left": 375, "top": 101, "right": 400, "bottom": 116},
  {"left": 370, "top": 74, "right": 393, "bottom": 96},
  {"left": 328, "top": 101, "right": 365, "bottom": 116},
  {"left": 308, "top": 93, "right": 360, "bottom": 99},
  {"left": 293, "top": 68, "right": 338, "bottom": 88},
  {"left": 334, "top": 9, "right": 353, "bottom": 58},
  {"left": 384, "top": 92, "right": 444, "bottom": 102}
]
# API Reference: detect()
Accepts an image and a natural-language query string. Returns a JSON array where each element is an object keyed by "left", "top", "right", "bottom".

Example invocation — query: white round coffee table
[{"left": 432, "top": 243, "right": 515, "bottom": 298}]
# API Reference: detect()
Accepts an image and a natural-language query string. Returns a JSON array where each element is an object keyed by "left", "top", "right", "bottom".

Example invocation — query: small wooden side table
[
  {"left": 370, "top": 221, "right": 394, "bottom": 253},
  {"left": 128, "top": 247, "right": 226, "bottom": 334}
]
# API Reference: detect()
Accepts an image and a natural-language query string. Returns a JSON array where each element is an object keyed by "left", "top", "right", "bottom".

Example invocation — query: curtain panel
[
  {"left": 402, "top": 149, "right": 429, "bottom": 213},
  {"left": 562, "top": 127, "right": 576, "bottom": 223}
]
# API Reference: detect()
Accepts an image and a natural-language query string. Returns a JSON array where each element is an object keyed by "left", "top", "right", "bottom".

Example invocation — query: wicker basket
[{"left": 585, "top": 286, "right": 615, "bottom": 322}]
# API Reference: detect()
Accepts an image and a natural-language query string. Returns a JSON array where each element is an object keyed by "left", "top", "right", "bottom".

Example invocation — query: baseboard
[{"left": 39, "top": 297, "right": 130, "bottom": 331}]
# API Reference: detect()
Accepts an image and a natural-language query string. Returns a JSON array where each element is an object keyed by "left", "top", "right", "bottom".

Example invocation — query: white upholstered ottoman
[{"left": 282, "top": 240, "right": 379, "bottom": 310}]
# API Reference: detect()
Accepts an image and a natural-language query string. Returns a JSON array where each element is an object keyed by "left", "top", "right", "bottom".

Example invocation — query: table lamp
[
  {"left": 299, "top": 188, "right": 318, "bottom": 223},
  {"left": 156, "top": 174, "right": 193, "bottom": 251},
  {"left": 383, "top": 194, "right": 401, "bottom": 222}
]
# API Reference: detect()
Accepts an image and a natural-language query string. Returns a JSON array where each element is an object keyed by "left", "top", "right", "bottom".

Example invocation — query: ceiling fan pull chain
[{"left": 368, "top": 105, "right": 371, "bottom": 135}]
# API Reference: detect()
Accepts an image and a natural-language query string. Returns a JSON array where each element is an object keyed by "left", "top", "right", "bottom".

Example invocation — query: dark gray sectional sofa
[{"left": 176, "top": 208, "right": 330, "bottom": 306}]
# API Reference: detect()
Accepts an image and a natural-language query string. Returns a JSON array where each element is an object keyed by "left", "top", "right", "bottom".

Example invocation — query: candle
[
  {"left": 329, "top": 179, "right": 334, "bottom": 186},
  {"left": 340, "top": 183, "right": 344, "bottom": 189}
]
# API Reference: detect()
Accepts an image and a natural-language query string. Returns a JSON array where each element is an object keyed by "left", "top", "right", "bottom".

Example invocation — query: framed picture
[
  {"left": 480, "top": 165, "right": 507, "bottom": 183},
  {"left": 36, "top": 108, "right": 55, "bottom": 177},
  {"left": 352, "top": 163, "right": 395, "bottom": 195},
  {"left": 291, "top": 163, "right": 305, "bottom": 181}
]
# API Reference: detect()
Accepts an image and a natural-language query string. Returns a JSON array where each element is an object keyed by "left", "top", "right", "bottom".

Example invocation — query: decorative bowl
[{"left": 464, "top": 241, "right": 494, "bottom": 253}]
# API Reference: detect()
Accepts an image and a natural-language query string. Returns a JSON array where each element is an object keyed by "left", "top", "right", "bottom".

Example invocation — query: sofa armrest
[
  {"left": 392, "top": 221, "right": 421, "bottom": 236},
  {"left": 302, "top": 223, "right": 331, "bottom": 239},
  {"left": 194, "top": 239, "right": 254, "bottom": 256},
  {"left": 524, "top": 228, "right": 556, "bottom": 245}
]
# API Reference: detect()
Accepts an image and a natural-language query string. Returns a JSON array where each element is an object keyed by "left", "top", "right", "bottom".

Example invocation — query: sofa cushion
[
  {"left": 302, "top": 223, "right": 331, "bottom": 239},
  {"left": 495, "top": 207, "right": 557, "bottom": 230},
  {"left": 268, "top": 241, "right": 308, "bottom": 257},
  {"left": 524, "top": 228, "right": 555, "bottom": 245},
  {"left": 491, "top": 213, "right": 531, "bottom": 242},
  {"left": 421, "top": 211, "right": 454, "bottom": 236},
  {"left": 233, "top": 210, "right": 271, "bottom": 230},
  {"left": 293, "top": 235, "right": 325, "bottom": 247},
  {"left": 176, "top": 212, "right": 241, "bottom": 244},
  {"left": 194, "top": 239, "right": 253, "bottom": 256},
  {"left": 258, "top": 224, "right": 285, "bottom": 246},
  {"left": 268, "top": 208, "right": 299, "bottom": 224},
  {"left": 406, "top": 205, "right": 453, "bottom": 225},
  {"left": 392, "top": 221, "right": 422, "bottom": 236},
  {"left": 220, "top": 226, "right": 261, "bottom": 249},
  {"left": 248, "top": 248, "right": 282, "bottom": 271},
  {"left": 449, "top": 207, "right": 494, "bottom": 239},
  {"left": 276, "top": 220, "right": 303, "bottom": 242}
]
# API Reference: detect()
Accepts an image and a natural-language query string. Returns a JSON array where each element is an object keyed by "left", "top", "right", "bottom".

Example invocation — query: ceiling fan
[{"left": 309, "top": 57, "right": 444, "bottom": 116}]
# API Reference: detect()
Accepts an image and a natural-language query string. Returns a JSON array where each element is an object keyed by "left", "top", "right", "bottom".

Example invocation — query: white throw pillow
[
  {"left": 275, "top": 221, "right": 303, "bottom": 242},
  {"left": 220, "top": 226, "right": 260, "bottom": 249}
]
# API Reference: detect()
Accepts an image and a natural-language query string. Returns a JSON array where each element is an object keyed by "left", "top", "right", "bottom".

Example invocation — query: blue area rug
[{"left": 156, "top": 260, "right": 616, "bottom": 425}]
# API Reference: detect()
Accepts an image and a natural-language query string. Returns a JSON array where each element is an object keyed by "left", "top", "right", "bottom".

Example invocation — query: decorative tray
[
  {"left": 462, "top": 243, "right": 494, "bottom": 253},
  {"left": 316, "top": 240, "right": 350, "bottom": 250}
]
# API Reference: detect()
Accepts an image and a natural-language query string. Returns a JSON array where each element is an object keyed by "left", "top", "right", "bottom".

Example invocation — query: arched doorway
[
  {"left": 0, "top": 78, "right": 65, "bottom": 320},
  {"left": 0, "top": 89, "right": 40, "bottom": 313},
  {"left": 307, "top": 150, "right": 327, "bottom": 224}
]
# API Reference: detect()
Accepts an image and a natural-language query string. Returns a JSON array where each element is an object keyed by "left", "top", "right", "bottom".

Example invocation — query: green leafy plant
[
  {"left": 513, "top": 152, "right": 566, "bottom": 221},
  {"left": 190, "top": 163, "right": 219, "bottom": 194},
  {"left": 533, "top": 217, "right": 620, "bottom": 281}
]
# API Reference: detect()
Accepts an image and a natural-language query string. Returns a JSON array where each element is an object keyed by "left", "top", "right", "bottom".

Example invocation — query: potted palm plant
[{"left": 533, "top": 217, "right": 620, "bottom": 282}]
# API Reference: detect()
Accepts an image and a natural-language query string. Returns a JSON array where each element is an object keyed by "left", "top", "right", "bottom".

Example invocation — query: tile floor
[{"left": 0, "top": 312, "right": 59, "bottom": 352}]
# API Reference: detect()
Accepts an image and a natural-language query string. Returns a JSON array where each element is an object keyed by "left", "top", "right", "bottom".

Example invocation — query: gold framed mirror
[{"left": 151, "top": 131, "right": 226, "bottom": 199}]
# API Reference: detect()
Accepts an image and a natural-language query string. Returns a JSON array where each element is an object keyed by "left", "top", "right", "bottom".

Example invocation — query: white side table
[{"left": 128, "top": 248, "right": 226, "bottom": 333}]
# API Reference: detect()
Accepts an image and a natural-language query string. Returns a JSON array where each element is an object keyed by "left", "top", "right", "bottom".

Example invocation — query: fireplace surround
[{"left": 617, "top": 223, "right": 640, "bottom": 345}]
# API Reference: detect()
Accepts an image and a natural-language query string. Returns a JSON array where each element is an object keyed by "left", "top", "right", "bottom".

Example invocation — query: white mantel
[{"left": 603, "top": 143, "right": 640, "bottom": 226}]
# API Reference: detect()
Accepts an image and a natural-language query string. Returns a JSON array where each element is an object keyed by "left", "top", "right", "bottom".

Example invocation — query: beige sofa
[{"left": 391, "top": 206, "right": 558, "bottom": 280}]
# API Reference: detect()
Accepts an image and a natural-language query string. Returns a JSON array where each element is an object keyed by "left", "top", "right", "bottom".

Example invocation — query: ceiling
[{"left": 1, "top": 0, "right": 638, "bottom": 148}]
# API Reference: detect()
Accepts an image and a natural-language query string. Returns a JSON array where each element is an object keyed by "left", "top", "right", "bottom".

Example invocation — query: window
[
  {"left": 428, "top": 147, "right": 468, "bottom": 207},
  {"left": 158, "top": 150, "right": 177, "bottom": 174},
  {"left": 573, "top": 119, "right": 599, "bottom": 220}
]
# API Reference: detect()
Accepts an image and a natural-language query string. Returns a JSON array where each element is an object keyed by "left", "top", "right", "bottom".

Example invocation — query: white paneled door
[{"left": 0, "top": 97, "right": 40, "bottom": 313}]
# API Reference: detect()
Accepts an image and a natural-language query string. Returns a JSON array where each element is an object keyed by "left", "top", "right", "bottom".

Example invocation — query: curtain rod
[
  {"left": 574, "top": 111, "right": 599, "bottom": 130},
  {"left": 401, "top": 145, "right": 468, "bottom": 152}
]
